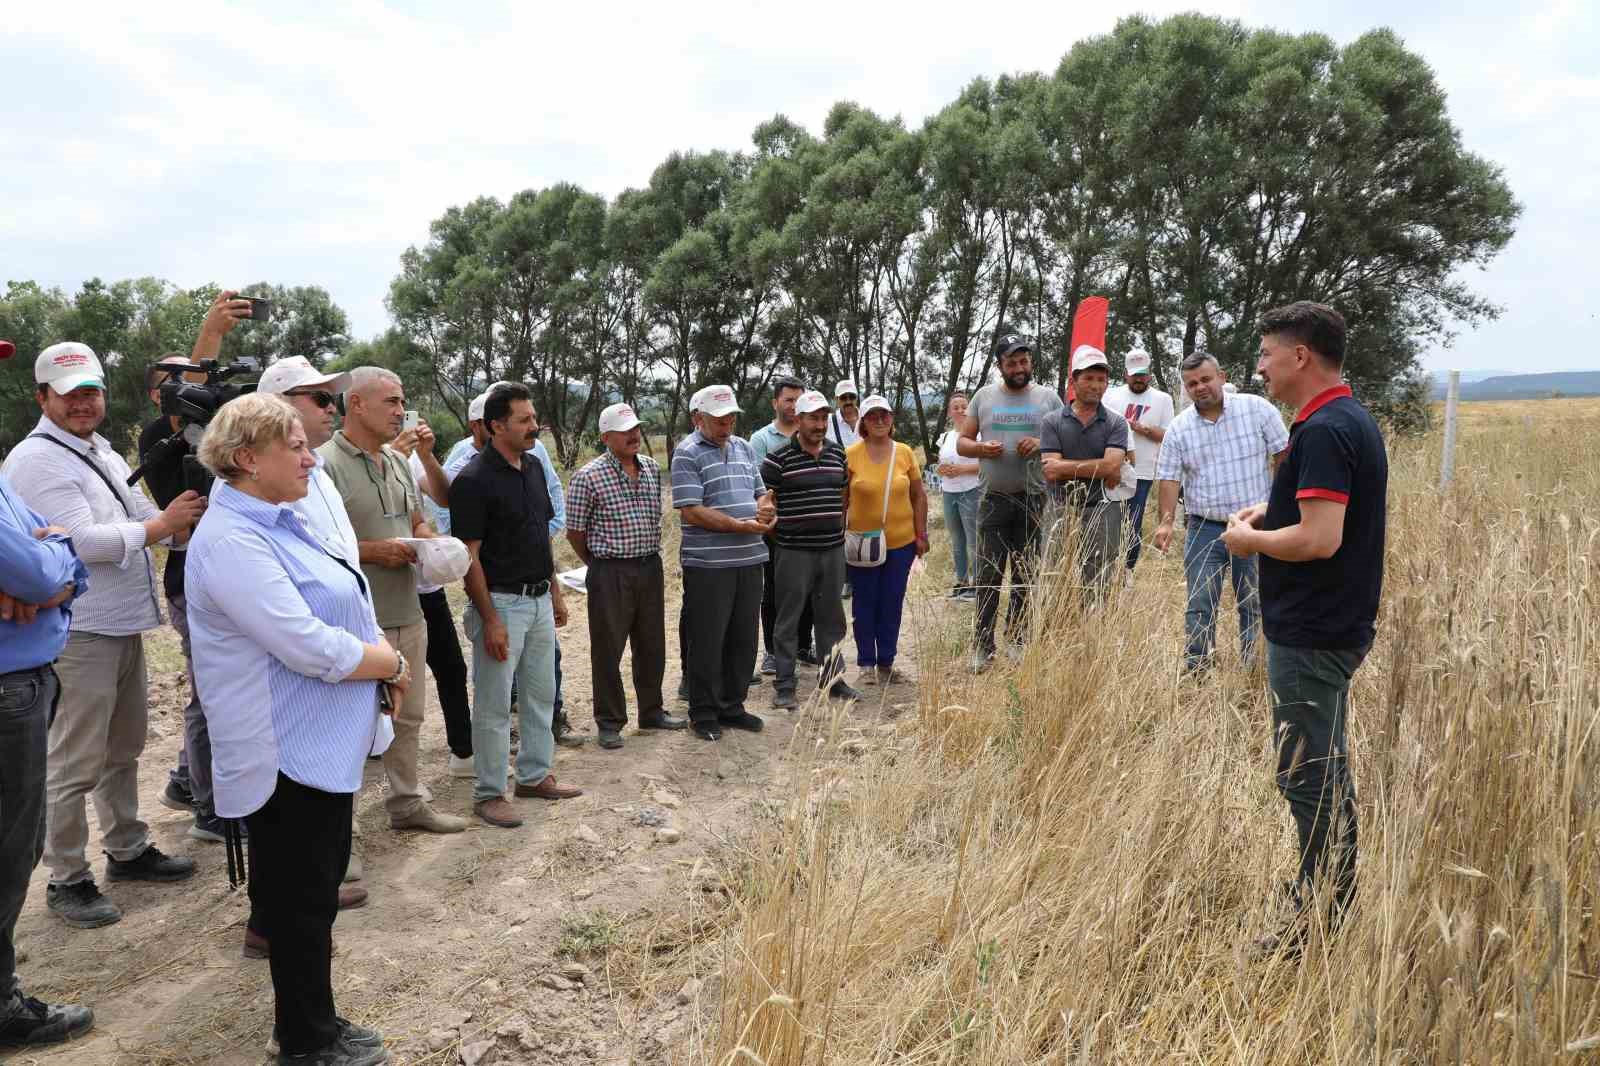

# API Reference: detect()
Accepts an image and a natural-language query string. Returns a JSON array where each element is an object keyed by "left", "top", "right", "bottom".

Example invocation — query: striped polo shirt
[
  {"left": 761, "top": 436, "right": 847, "bottom": 552},
  {"left": 671, "top": 430, "right": 769, "bottom": 570}
]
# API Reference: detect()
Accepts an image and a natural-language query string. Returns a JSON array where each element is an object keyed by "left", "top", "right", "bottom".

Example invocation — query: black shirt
[
  {"left": 1259, "top": 386, "right": 1387, "bottom": 650},
  {"left": 760, "top": 436, "right": 847, "bottom": 551},
  {"left": 449, "top": 444, "right": 555, "bottom": 588},
  {"left": 1039, "top": 403, "right": 1130, "bottom": 507},
  {"left": 138, "top": 417, "right": 190, "bottom": 599}
]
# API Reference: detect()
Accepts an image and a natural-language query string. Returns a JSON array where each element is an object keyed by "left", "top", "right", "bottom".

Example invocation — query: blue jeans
[
  {"left": 940, "top": 488, "right": 980, "bottom": 586},
  {"left": 465, "top": 592, "right": 557, "bottom": 804},
  {"left": 1183, "top": 516, "right": 1260, "bottom": 670},
  {"left": 1124, "top": 479, "right": 1152, "bottom": 569},
  {"left": 848, "top": 543, "right": 917, "bottom": 669}
]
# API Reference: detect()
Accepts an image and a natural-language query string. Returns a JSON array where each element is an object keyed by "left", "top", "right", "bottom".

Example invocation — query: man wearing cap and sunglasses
[
  {"left": 2, "top": 343, "right": 206, "bottom": 930},
  {"left": 958, "top": 334, "right": 1063, "bottom": 671},
  {"left": 566, "top": 403, "right": 686, "bottom": 749},
  {"left": 671, "top": 385, "right": 775, "bottom": 741},
  {"left": 825, "top": 380, "right": 861, "bottom": 448}
]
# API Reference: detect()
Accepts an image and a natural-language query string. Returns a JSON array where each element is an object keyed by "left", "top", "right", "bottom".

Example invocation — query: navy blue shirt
[{"left": 1259, "top": 385, "right": 1387, "bottom": 650}]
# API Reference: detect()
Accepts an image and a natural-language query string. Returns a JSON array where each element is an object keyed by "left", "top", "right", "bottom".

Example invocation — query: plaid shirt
[
  {"left": 566, "top": 451, "right": 663, "bottom": 559},
  {"left": 1155, "top": 393, "right": 1289, "bottom": 520}
]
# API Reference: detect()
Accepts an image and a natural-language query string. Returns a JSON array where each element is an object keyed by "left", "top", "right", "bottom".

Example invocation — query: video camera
[{"left": 128, "top": 357, "right": 260, "bottom": 493}]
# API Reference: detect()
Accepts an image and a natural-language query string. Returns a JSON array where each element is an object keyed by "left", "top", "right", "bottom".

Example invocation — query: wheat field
[{"left": 656, "top": 398, "right": 1600, "bottom": 1065}]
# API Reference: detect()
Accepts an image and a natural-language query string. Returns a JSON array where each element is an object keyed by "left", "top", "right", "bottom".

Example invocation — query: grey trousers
[
  {"left": 47, "top": 632, "right": 151, "bottom": 886},
  {"left": 1047, "top": 499, "right": 1124, "bottom": 606},
  {"left": 773, "top": 546, "right": 847, "bottom": 696},
  {"left": 168, "top": 592, "right": 213, "bottom": 817}
]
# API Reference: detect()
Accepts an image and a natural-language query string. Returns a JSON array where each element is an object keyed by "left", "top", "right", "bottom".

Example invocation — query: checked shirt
[{"left": 566, "top": 451, "right": 664, "bottom": 559}]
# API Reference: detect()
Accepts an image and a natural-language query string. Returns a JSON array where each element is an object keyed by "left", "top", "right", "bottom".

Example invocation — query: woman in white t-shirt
[{"left": 935, "top": 393, "right": 982, "bottom": 600}]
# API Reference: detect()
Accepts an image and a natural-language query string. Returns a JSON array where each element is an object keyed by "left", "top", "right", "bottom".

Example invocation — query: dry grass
[{"left": 655, "top": 398, "right": 1600, "bottom": 1064}]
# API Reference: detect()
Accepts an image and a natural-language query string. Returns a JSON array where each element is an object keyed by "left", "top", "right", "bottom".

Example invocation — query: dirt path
[{"left": 8, "top": 572, "right": 931, "bottom": 1066}]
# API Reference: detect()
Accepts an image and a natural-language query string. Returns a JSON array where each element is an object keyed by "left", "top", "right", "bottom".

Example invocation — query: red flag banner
[{"left": 1066, "top": 296, "right": 1109, "bottom": 402}]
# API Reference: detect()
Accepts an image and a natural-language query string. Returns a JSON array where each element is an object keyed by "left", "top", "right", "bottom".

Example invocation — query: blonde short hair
[{"left": 197, "top": 393, "right": 302, "bottom": 482}]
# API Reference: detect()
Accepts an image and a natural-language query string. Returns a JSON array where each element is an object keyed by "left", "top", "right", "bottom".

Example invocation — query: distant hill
[{"left": 1430, "top": 371, "right": 1600, "bottom": 401}]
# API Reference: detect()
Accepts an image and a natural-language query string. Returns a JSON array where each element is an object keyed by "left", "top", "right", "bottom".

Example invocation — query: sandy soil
[{"left": 7, "top": 570, "right": 931, "bottom": 1066}]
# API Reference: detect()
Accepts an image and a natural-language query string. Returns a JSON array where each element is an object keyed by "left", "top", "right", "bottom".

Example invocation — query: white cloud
[{"left": 1, "top": 0, "right": 1592, "bottom": 372}]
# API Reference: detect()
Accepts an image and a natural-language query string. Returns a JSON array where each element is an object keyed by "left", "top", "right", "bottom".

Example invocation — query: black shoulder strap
[{"left": 28, "top": 433, "right": 133, "bottom": 518}]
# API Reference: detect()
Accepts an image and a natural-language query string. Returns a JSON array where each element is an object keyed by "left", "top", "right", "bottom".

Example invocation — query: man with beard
[
  {"left": 1040, "top": 346, "right": 1130, "bottom": 604},
  {"left": 1102, "top": 348, "right": 1174, "bottom": 577},
  {"left": 761, "top": 391, "right": 863, "bottom": 710},
  {"left": 565, "top": 403, "right": 685, "bottom": 749},
  {"left": 2, "top": 344, "right": 205, "bottom": 929},
  {"left": 1221, "top": 301, "right": 1386, "bottom": 955},
  {"left": 1153, "top": 352, "right": 1288, "bottom": 673},
  {"left": 957, "top": 334, "right": 1063, "bottom": 672}
]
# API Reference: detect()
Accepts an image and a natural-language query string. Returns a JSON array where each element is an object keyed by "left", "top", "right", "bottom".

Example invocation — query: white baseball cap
[
  {"left": 692, "top": 384, "right": 740, "bottom": 417},
  {"left": 794, "top": 390, "right": 830, "bottom": 415},
  {"left": 467, "top": 392, "right": 489, "bottom": 422},
  {"left": 256, "top": 355, "right": 351, "bottom": 396},
  {"left": 858, "top": 394, "right": 893, "bottom": 418},
  {"left": 1125, "top": 349, "right": 1152, "bottom": 375},
  {"left": 1071, "top": 345, "right": 1110, "bottom": 374},
  {"left": 35, "top": 342, "right": 105, "bottom": 394},
  {"left": 833, "top": 379, "right": 859, "bottom": 399},
  {"left": 599, "top": 402, "right": 641, "bottom": 433}
]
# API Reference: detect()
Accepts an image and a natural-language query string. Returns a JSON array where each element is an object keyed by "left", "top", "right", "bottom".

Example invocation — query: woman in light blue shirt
[{"left": 186, "top": 394, "right": 407, "bottom": 1066}]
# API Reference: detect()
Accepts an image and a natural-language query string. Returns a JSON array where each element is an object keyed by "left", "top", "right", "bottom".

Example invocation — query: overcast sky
[{"left": 3, "top": 0, "right": 1594, "bottom": 374}]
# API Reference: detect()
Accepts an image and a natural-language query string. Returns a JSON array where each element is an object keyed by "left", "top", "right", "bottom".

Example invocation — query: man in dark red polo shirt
[{"left": 1221, "top": 300, "right": 1387, "bottom": 956}]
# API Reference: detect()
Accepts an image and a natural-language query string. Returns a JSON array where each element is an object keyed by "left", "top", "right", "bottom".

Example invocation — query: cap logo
[{"left": 53, "top": 352, "right": 91, "bottom": 368}]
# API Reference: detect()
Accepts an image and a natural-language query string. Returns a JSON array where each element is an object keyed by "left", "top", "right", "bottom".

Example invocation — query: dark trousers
[
  {"left": 681, "top": 564, "right": 762, "bottom": 727},
  {"left": 1267, "top": 640, "right": 1367, "bottom": 914},
  {"left": 245, "top": 774, "right": 352, "bottom": 1057},
  {"left": 419, "top": 588, "right": 472, "bottom": 758},
  {"left": 0, "top": 667, "right": 54, "bottom": 998},
  {"left": 774, "top": 547, "right": 847, "bottom": 694},
  {"left": 587, "top": 555, "right": 667, "bottom": 731},
  {"left": 847, "top": 543, "right": 917, "bottom": 669},
  {"left": 167, "top": 592, "right": 211, "bottom": 815},
  {"left": 761, "top": 542, "right": 813, "bottom": 657},
  {"left": 1124, "top": 479, "right": 1153, "bottom": 569},
  {"left": 973, "top": 490, "right": 1047, "bottom": 655}
]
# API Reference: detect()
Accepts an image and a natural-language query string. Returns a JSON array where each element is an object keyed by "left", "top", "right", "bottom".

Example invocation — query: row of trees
[
  {"left": 365, "top": 14, "right": 1516, "bottom": 464},
  {"left": 2, "top": 15, "right": 1516, "bottom": 465},
  {"left": 0, "top": 279, "right": 351, "bottom": 453}
]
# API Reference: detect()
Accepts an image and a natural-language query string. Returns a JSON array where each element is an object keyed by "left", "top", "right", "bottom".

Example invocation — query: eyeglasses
[
  {"left": 287, "top": 390, "right": 336, "bottom": 409},
  {"left": 362, "top": 451, "right": 410, "bottom": 520}
]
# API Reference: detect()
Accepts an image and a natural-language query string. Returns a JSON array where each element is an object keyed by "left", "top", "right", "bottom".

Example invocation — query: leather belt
[{"left": 488, "top": 580, "right": 551, "bottom": 598}]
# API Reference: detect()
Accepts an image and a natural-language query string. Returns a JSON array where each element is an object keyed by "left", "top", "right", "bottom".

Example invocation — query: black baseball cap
[{"left": 994, "top": 333, "right": 1032, "bottom": 359}]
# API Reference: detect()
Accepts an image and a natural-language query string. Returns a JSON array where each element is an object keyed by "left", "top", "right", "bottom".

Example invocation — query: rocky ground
[{"left": 9, "top": 571, "right": 935, "bottom": 1066}]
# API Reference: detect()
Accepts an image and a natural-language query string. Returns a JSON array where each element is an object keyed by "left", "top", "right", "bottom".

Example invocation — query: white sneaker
[{"left": 448, "top": 754, "right": 475, "bottom": 779}]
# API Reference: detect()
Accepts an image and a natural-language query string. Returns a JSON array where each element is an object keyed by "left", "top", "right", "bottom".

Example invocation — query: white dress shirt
[
  {"left": 186, "top": 481, "right": 388, "bottom": 818},
  {"left": 0, "top": 415, "right": 164, "bottom": 636},
  {"left": 1155, "top": 393, "right": 1290, "bottom": 521}
]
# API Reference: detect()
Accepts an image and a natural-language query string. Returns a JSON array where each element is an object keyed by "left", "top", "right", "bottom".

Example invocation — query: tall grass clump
[{"left": 695, "top": 399, "right": 1600, "bottom": 1064}]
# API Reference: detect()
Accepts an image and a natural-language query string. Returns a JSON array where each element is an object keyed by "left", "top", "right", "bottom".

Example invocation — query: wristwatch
[{"left": 385, "top": 651, "right": 408, "bottom": 685}]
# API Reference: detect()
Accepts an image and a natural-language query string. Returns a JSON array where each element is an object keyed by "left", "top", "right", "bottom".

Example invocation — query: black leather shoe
[
  {"left": 691, "top": 723, "right": 722, "bottom": 742},
  {"left": 796, "top": 649, "right": 821, "bottom": 666},
  {"left": 638, "top": 713, "right": 687, "bottom": 731},
  {"left": 0, "top": 988, "right": 93, "bottom": 1046},
  {"left": 721, "top": 711, "right": 765, "bottom": 733},
  {"left": 106, "top": 845, "right": 195, "bottom": 883},
  {"left": 597, "top": 730, "right": 624, "bottom": 749}
]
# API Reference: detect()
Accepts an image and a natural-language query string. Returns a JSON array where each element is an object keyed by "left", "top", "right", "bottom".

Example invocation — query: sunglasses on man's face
[{"left": 287, "top": 390, "right": 337, "bottom": 409}]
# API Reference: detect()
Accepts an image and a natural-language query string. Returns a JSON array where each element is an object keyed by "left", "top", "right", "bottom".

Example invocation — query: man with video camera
[
  {"left": 139, "top": 351, "right": 222, "bottom": 842},
  {"left": 1, "top": 343, "right": 206, "bottom": 930}
]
